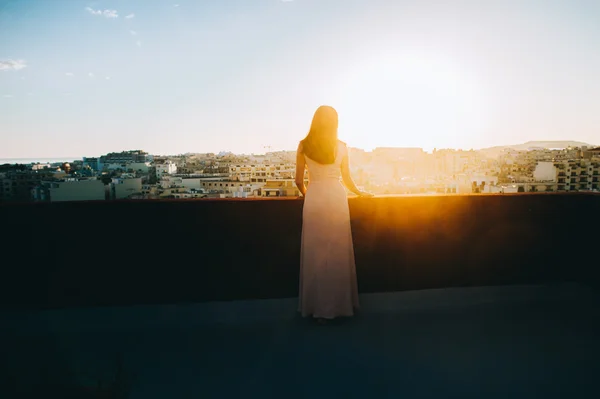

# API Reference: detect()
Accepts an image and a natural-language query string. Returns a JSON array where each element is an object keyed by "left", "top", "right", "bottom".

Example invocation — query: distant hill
[{"left": 479, "top": 141, "right": 596, "bottom": 157}]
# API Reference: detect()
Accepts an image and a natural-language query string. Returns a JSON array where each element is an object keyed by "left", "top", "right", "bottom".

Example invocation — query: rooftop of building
[
  {"left": 0, "top": 194, "right": 599, "bottom": 397},
  {"left": 2, "top": 283, "right": 598, "bottom": 398}
]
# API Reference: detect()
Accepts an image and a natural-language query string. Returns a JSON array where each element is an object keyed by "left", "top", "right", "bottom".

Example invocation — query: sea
[{"left": 0, "top": 157, "right": 82, "bottom": 165}]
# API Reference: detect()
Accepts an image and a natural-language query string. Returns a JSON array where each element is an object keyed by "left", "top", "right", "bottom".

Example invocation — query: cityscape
[
  {"left": 3, "top": 2, "right": 599, "bottom": 205},
  {"left": 1, "top": 140, "right": 598, "bottom": 203},
  {"left": 2, "top": 2, "right": 600, "bottom": 397}
]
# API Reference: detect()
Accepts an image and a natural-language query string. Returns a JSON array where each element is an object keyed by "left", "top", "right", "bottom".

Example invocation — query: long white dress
[{"left": 298, "top": 140, "right": 359, "bottom": 319}]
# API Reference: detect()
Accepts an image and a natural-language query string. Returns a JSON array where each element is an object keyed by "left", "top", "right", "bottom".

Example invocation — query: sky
[{"left": 1, "top": 0, "right": 599, "bottom": 158}]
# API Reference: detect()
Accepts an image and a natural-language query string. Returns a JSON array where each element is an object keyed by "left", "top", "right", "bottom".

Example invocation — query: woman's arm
[
  {"left": 295, "top": 142, "right": 307, "bottom": 196},
  {"left": 341, "top": 146, "right": 372, "bottom": 197}
]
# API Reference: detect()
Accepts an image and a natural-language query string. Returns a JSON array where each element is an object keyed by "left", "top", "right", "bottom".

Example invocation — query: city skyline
[
  {"left": 1, "top": 139, "right": 597, "bottom": 165},
  {"left": 1, "top": 0, "right": 600, "bottom": 158}
]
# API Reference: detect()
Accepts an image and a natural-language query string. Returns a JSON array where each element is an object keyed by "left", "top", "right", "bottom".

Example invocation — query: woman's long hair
[{"left": 301, "top": 105, "right": 339, "bottom": 164}]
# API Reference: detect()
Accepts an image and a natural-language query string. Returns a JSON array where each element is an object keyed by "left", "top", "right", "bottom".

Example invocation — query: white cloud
[
  {"left": 3, "top": 94, "right": 13, "bottom": 98},
  {"left": 136, "top": 40, "right": 142, "bottom": 47},
  {"left": 105, "top": 76, "right": 111, "bottom": 80},
  {"left": 0, "top": 59, "right": 27, "bottom": 71},
  {"left": 65, "top": 72, "right": 74, "bottom": 76},
  {"left": 174, "top": 4, "right": 179, "bottom": 7},
  {"left": 130, "top": 30, "right": 137, "bottom": 35},
  {"left": 125, "top": 13, "right": 135, "bottom": 19},
  {"left": 88, "top": 72, "right": 95, "bottom": 78},
  {"left": 103, "top": 9, "right": 119, "bottom": 18},
  {"left": 86, "top": 7, "right": 118, "bottom": 18},
  {"left": 85, "top": 7, "right": 101, "bottom": 15}
]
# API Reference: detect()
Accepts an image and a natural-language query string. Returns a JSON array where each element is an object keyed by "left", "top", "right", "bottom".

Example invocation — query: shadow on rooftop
[
  {"left": 1, "top": 283, "right": 599, "bottom": 398},
  {"left": 0, "top": 195, "right": 599, "bottom": 397}
]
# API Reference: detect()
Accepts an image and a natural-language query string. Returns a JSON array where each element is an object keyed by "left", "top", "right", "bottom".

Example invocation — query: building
[
  {"left": 261, "top": 178, "right": 310, "bottom": 197},
  {"left": 100, "top": 150, "right": 150, "bottom": 166},
  {"left": 31, "top": 163, "right": 53, "bottom": 171},
  {"left": 170, "top": 190, "right": 207, "bottom": 199},
  {"left": 155, "top": 161, "right": 177, "bottom": 178},
  {"left": 1, "top": 169, "right": 57, "bottom": 202},
  {"left": 583, "top": 147, "right": 600, "bottom": 159},
  {"left": 488, "top": 185, "right": 520, "bottom": 194},
  {"left": 44, "top": 179, "right": 106, "bottom": 202},
  {"left": 534, "top": 160, "right": 600, "bottom": 191},
  {"left": 229, "top": 163, "right": 297, "bottom": 183},
  {"left": 444, "top": 173, "right": 499, "bottom": 193},
  {"left": 105, "top": 163, "right": 128, "bottom": 172},
  {"left": 82, "top": 157, "right": 101, "bottom": 172},
  {"left": 372, "top": 147, "right": 431, "bottom": 181},
  {"left": 111, "top": 177, "right": 143, "bottom": 200},
  {"left": 158, "top": 187, "right": 204, "bottom": 199},
  {"left": 533, "top": 162, "right": 557, "bottom": 182},
  {"left": 126, "top": 162, "right": 151, "bottom": 174},
  {"left": 159, "top": 175, "right": 262, "bottom": 197}
]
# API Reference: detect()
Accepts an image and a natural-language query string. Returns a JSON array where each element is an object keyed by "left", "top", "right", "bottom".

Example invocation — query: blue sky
[{"left": 1, "top": 0, "right": 599, "bottom": 158}]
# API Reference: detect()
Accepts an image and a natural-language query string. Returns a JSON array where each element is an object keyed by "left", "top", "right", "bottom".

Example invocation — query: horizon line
[{"left": 2, "top": 141, "right": 597, "bottom": 161}]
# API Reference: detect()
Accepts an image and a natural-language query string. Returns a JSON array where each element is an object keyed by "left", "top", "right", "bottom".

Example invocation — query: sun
[{"left": 329, "top": 52, "right": 487, "bottom": 151}]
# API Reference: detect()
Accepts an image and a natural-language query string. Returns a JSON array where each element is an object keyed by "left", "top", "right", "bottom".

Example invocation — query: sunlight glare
[{"left": 332, "top": 52, "right": 487, "bottom": 151}]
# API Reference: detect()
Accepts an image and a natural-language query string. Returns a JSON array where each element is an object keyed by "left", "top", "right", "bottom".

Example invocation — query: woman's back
[
  {"left": 296, "top": 105, "right": 366, "bottom": 323},
  {"left": 299, "top": 139, "right": 358, "bottom": 320},
  {"left": 303, "top": 140, "right": 345, "bottom": 184}
]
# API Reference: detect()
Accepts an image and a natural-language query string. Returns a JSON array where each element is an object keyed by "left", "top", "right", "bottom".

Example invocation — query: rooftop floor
[{"left": 1, "top": 283, "right": 599, "bottom": 398}]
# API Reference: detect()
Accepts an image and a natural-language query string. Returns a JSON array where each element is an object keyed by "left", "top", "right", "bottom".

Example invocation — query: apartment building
[
  {"left": 100, "top": 150, "right": 151, "bottom": 165},
  {"left": 229, "top": 163, "right": 297, "bottom": 183},
  {"left": 155, "top": 161, "right": 177, "bottom": 178},
  {"left": 559, "top": 160, "right": 600, "bottom": 191},
  {"left": 201, "top": 179, "right": 261, "bottom": 195},
  {"left": 42, "top": 179, "right": 106, "bottom": 202},
  {"left": 111, "top": 177, "right": 143, "bottom": 200},
  {"left": 535, "top": 160, "right": 600, "bottom": 191},
  {"left": 1, "top": 169, "right": 57, "bottom": 202},
  {"left": 160, "top": 175, "right": 261, "bottom": 196},
  {"left": 160, "top": 176, "right": 199, "bottom": 190},
  {"left": 126, "top": 162, "right": 151, "bottom": 174}
]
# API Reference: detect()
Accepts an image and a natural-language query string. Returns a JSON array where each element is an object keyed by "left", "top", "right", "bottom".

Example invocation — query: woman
[{"left": 295, "top": 105, "right": 372, "bottom": 325}]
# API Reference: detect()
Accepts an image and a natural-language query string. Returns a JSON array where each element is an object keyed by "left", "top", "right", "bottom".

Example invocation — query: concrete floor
[{"left": 1, "top": 283, "right": 599, "bottom": 398}]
